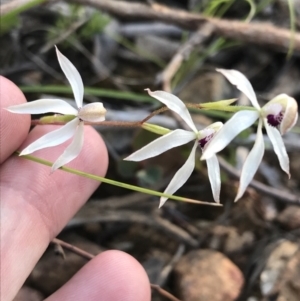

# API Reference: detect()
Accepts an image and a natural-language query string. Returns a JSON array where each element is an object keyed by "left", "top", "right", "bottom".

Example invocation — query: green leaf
[
  {"left": 20, "top": 85, "right": 154, "bottom": 103},
  {"left": 1, "top": 0, "right": 46, "bottom": 35}
]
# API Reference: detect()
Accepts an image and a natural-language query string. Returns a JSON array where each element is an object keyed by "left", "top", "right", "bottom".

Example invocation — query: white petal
[
  {"left": 56, "top": 46, "right": 84, "bottom": 108},
  {"left": 201, "top": 110, "right": 259, "bottom": 160},
  {"left": 146, "top": 89, "right": 198, "bottom": 133},
  {"left": 20, "top": 118, "right": 79, "bottom": 155},
  {"left": 235, "top": 119, "right": 264, "bottom": 202},
  {"left": 124, "top": 129, "right": 195, "bottom": 161},
  {"left": 51, "top": 122, "right": 85, "bottom": 171},
  {"left": 159, "top": 141, "right": 198, "bottom": 208},
  {"left": 206, "top": 154, "right": 221, "bottom": 203},
  {"left": 7, "top": 99, "right": 78, "bottom": 115},
  {"left": 264, "top": 120, "right": 290, "bottom": 177},
  {"left": 216, "top": 69, "right": 261, "bottom": 110}
]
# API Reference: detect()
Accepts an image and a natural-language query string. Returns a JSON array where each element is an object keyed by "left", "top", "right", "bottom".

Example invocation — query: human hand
[{"left": 0, "top": 76, "right": 151, "bottom": 301}]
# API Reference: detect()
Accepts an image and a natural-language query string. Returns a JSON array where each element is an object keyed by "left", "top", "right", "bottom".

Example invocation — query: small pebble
[{"left": 173, "top": 249, "right": 244, "bottom": 301}]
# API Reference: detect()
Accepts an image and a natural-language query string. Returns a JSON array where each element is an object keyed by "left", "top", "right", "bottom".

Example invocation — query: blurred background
[{"left": 2, "top": 0, "right": 300, "bottom": 300}]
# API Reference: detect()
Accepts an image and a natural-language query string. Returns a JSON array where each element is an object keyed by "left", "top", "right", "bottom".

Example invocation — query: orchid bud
[
  {"left": 262, "top": 94, "right": 298, "bottom": 135},
  {"left": 198, "top": 122, "right": 223, "bottom": 150},
  {"left": 78, "top": 103, "right": 107, "bottom": 122}
]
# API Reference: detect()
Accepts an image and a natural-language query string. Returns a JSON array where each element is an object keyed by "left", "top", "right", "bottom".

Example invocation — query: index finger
[
  {"left": 0, "top": 79, "right": 109, "bottom": 301},
  {"left": 0, "top": 76, "right": 30, "bottom": 163}
]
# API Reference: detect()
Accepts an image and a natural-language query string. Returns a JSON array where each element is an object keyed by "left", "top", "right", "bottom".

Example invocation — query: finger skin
[
  {"left": 0, "top": 125, "right": 109, "bottom": 301},
  {"left": 0, "top": 78, "right": 150, "bottom": 301},
  {"left": 46, "top": 251, "right": 151, "bottom": 301},
  {"left": 0, "top": 76, "right": 30, "bottom": 163}
]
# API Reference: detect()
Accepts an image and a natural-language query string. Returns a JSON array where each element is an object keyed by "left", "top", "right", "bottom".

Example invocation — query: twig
[
  {"left": 53, "top": 241, "right": 66, "bottom": 259},
  {"left": 158, "top": 244, "right": 185, "bottom": 286},
  {"left": 52, "top": 238, "right": 182, "bottom": 301},
  {"left": 40, "top": 16, "right": 90, "bottom": 54},
  {"left": 1, "top": 0, "right": 30, "bottom": 15},
  {"left": 69, "top": 0, "right": 300, "bottom": 53},
  {"left": 0, "top": 0, "right": 53, "bottom": 15},
  {"left": 217, "top": 156, "right": 300, "bottom": 204},
  {"left": 160, "top": 23, "right": 214, "bottom": 92},
  {"left": 151, "top": 284, "right": 182, "bottom": 301},
  {"left": 68, "top": 209, "right": 199, "bottom": 247},
  {"left": 52, "top": 238, "right": 95, "bottom": 260},
  {"left": 25, "top": 49, "right": 63, "bottom": 81}
]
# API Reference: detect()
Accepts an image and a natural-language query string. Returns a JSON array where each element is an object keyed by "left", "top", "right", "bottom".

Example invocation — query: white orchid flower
[
  {"left": 7, "top": 47, "right": 106, "bottom": 171},
  {"left": 124, "top": 89, "right": 223, "bottom": 207},
  {"left": 201, "top": 69, "right": 298, "bottom": 201}
]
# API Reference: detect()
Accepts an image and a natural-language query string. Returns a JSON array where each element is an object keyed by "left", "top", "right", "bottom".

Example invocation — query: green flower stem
[
  {"left": 31, "top": 105, "right": 255, "bottom": 127},
  {"left": 18, "top": 152, "right": 221, "bottom": 207},
  {"left": 32, "top": 117, "right": 143, "bottom": 128}
]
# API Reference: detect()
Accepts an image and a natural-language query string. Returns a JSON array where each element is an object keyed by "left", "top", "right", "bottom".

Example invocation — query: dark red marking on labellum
[
  {"left": 267, "top": 111, "right": 283, "bottom": 127},
  {"left": 198, "top": 134, "right": 214, "bottom": 149}
]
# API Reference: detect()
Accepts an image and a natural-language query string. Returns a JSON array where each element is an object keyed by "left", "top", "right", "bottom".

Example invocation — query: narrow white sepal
[
  {"left": 51, "top": 121, "right": 85, "bottom": 171},
  {"left": 146, "top": 89, "right": 198, "bottom": 133},
  {"left": 124, "top": 129, "right": 196, "bottom": 162},
  {"left": 6, "top": 99, "right": 78, "bottom": 115},
  {"left": 264, "top": 120, "right": 290, "bottom": 178},
  {"left": 216, "top": 69, "right": 261, "bottom": 110},
  {"left": 206, "top": 154, "right": 221, "bottom": 203},
  {"left": 159, "top": 141, "right": 198, "bottom": 208},
  {"left": 20, "top": 118, "right": 79, "bottom": 155},
  {"left": 55, "top": 46, "right": 84, "bottom": 108},
  {"left": 201, "top": 110, "right": 259, "bottom": 160},
  {"left": 234, "top": 119, "right": 265, "bottom": 202}
]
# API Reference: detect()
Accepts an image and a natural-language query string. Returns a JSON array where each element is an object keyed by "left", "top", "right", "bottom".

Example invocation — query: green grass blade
[{"left": 20, "top": 85, "right": 155, "bottom": 103}]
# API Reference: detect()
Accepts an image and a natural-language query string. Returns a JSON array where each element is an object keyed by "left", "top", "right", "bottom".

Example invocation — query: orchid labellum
[
  {"left": 202, "top": 69, "right": 298, "bottom": 201},
  {"left": 125, "top": 89, "right": 223, "bottom": 207}
]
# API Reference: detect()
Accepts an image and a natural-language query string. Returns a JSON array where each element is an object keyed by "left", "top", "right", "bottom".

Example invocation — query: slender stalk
[
  {"left": 31, "top": 119, "right": 143, "bottom": 127},
  {"left": 140, "top": 106, "right": 169, "bottom": 123},
  {"left": 30, "top": 102, "right": 256, "bottom": 127},
  {"left": 18, "top": 152, "right": 222, "bottom": 207}
]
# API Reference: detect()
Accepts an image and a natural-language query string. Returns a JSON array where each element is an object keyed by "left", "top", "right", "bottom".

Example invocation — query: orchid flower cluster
[{"left": 7, "top": 48, "right": 298, "bottom": 207}]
